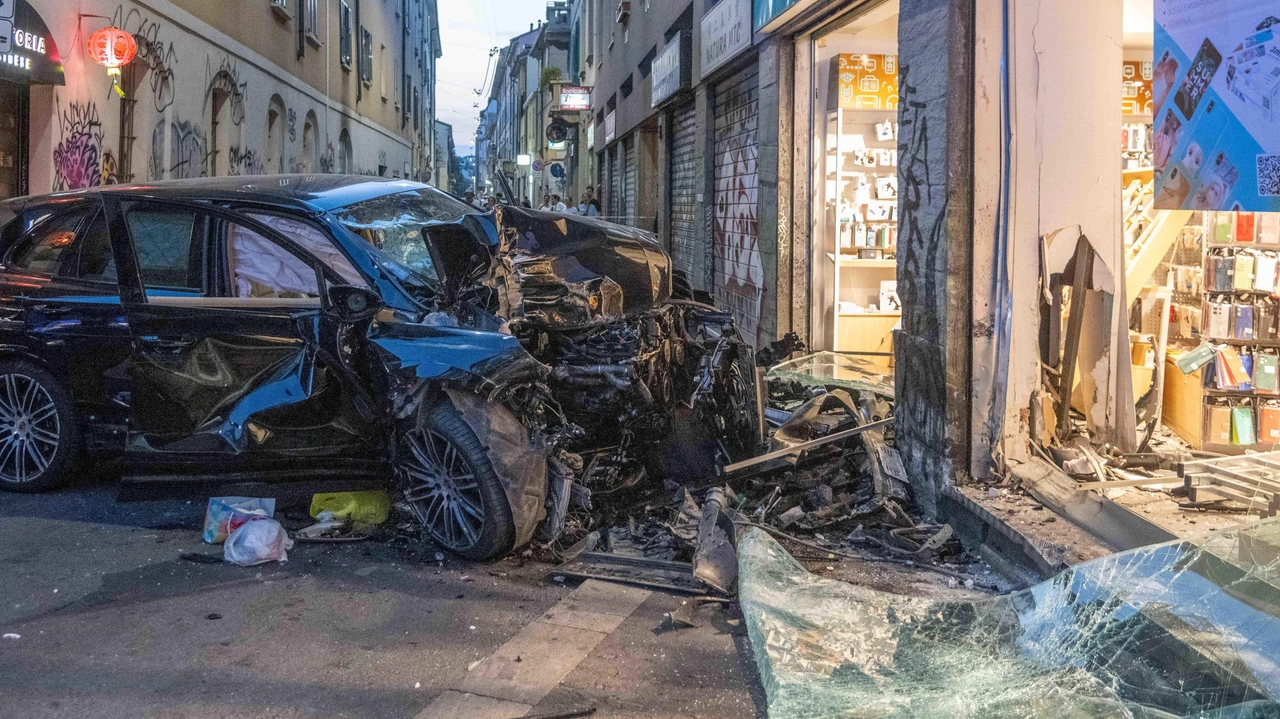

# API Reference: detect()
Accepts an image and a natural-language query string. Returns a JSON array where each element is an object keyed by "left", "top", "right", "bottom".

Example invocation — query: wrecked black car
[{"left": 0, "top": 176, "right": 758, "bottom": 559}]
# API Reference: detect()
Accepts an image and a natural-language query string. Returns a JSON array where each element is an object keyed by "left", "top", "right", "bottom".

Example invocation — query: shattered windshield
[
  {"left": 738, "top": 521, "right": 1280, "bottom": 719},
  {"left": 331, "top": 187, "right": 476, "bottom": 285}
]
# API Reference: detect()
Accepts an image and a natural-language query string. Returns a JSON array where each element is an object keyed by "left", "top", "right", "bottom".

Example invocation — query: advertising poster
[
  {"left": 1153, "top": 2, "right": 1280, "bottom": 211},
  {"left": 837, "top": 54, "right": 899, "bottom": 110}
]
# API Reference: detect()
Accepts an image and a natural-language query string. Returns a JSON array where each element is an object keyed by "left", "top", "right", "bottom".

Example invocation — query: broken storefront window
[{"left": 739, "top": 521, "right": 1280, "bottom": 718}]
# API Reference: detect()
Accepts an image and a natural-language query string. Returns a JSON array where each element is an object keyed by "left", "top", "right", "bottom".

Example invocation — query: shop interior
[
  {"left": 1116, "top": 0, "right": 1280, "bottom": 458},
  {"left": 808, "top": 0, "right": 900, "bottom": 368}
]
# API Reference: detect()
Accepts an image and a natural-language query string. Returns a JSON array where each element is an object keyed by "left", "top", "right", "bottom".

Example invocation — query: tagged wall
[{"left": 28, "top": 0, "right": 421, "bottom": 196}]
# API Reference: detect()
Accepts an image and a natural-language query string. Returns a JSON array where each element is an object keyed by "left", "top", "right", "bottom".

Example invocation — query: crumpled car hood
[{"left": 433, "top": 206, "right": 673, "bottom": 330}]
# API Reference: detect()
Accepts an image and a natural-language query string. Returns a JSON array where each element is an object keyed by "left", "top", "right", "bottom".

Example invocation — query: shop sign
[
  {"left": 651, "top": 32, "right": 685, "bottom": 108},
  {"left": 836, "top": 54, "right": 898, "bottom": 110},
  {"left": 753, "top": 0, "right": 801, "bottom": 32},
  {"left": 559, "top": 85, "right": 591, "bottom": 111},
  {"left": 1122, "top": 60, "right": 1154, "bottom": 115},
  {"left": 1153, "top": 0, "right": 1280, "bottom": 211},
  {"left": 701, "top": 0, "right": 751, "bottom": 75},
  {"left": 0, "top": 1, "right": 63, "bottom": 85}
]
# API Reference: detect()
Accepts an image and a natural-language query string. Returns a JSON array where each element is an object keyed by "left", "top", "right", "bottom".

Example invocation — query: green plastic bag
[{"left": 309, "top": 491, "right": 390, "bottom": 525}]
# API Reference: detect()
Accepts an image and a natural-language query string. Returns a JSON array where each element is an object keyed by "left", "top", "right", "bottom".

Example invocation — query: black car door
[
  {"left": 0, "top": 199, "right": 134, "bottom": 450},
  {"left": 104, "top": 196, "right": 377, "bottom": 465}
]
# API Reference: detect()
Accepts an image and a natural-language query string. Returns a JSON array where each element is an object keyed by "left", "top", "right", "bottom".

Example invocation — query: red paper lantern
[{"left": 86, "top": 27, "right": 137, "bottom": 74}]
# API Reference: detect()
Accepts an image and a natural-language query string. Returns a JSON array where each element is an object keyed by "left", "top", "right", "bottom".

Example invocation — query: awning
[{"left": 0, "top": 0, "right": 64, "bottom": 86}]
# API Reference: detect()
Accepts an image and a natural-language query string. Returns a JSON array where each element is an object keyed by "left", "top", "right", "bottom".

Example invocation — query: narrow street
[{"left": 0, "top": 475, "right": 765, "bottom": 719}]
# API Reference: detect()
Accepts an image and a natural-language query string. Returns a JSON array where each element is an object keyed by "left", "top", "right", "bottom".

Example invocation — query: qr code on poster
[{"left": 1260, "top": 154, "right": 1280, "bottom": 197}]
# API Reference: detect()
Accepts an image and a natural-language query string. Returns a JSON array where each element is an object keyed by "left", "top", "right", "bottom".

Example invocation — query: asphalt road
[{"left": 0, "top": 473, "right": 766, "bottom": 719}]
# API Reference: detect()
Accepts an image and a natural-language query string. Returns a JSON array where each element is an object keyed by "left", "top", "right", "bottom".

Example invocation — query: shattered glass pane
[
  {"left": 767, "top": 351, "right": 894, "bottom": 401},
  {"left": 738, "top": 522, "right": 1280, "bottom": 718}
]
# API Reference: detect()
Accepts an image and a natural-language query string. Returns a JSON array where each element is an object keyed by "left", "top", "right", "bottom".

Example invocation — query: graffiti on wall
[
  {"left": 319, "top": 142, "right": 335, "bottom": 174},
  {"left": 113, "top": 6, "right": 177, "bottom": 113},
  {"left": 287, "top": 108, "right": 297, "bottom": 142},
  {"left": 101, "top": 151, "right": 120, "bottom": 186},
  {"left": 149, "top": 119, "right": 165, "bottom": 181},
  {"left": 228, "top": 145, "right": 264, "bottom": 176},
  {"left": 895, "top": 62, "right": 944, "bottom": 345},
  {"left": 712, "top": 82, "right": 764, "bottom": 346},
  {"left": 53, "top": 100, "right": 103, "bottom": 191},
  {"left": 205, "top": 57, "right": 247, "bottom": 125},
  {"left": 170, "top": 118, "right": 208, "bottom": 179}
]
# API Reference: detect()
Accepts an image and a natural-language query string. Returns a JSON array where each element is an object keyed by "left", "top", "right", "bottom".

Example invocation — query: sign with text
[
  {"left": 651, "top": 32, "right": 685, "bottom": 107},
  {"left": 1153, "top": 1, "right": 1280, "bottom": 211},
  {"left": 0, "top": 0, "right": 62, "bottom": 85},
  {"left": 559, "top": 85, "right": 591, "bottom": 111},
  {"left": 702, "top": 0, "right": 751, "bottom": 76}
]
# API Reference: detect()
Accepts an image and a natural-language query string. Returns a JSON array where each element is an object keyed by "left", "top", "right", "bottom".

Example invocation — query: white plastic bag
[{"left": 223, "top": 518, "right": 294, "bottom": 566}]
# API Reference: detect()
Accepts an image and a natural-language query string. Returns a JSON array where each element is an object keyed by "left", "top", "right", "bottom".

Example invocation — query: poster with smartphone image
[{"left": 1153, "top": 1, "right": 1280, "bottom": 211}]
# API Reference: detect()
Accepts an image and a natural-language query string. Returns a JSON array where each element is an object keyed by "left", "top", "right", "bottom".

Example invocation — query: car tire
[
  {"left": 396, "top": 398, "right": 515, "bottom": 561},
  {"left": 0, "top": 360, "right": 80, "bottom": 493}
]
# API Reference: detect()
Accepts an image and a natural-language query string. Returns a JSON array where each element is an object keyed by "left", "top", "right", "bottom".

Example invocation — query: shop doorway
[
  {"left": 802, "top": 1, "right": 900, "bottom": 364},
  {"left": 0, "top": 80, "right": 29, "bottom": 201}
]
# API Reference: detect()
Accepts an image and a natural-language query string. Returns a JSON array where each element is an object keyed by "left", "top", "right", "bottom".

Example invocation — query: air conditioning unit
[{"left": 616, "top": 1, "right": 630, "bottom": 23}]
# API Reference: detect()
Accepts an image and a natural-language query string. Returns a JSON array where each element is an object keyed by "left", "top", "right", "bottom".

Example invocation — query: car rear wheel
[
  {"left": 0, "top": 361, "right": 80, "bottom": 493},
  {"left": 396, "top": 399, "right": 515, "bottom": 561}
]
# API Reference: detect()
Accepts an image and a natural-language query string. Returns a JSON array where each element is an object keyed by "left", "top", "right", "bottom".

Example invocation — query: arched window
[
  {"left": 302, "top": 111, "right": 318, "bottom": 173},
  {"left": 338, "top": 129, "right": 353, "bottom": 174},
  {"left": 266, "top": 95, "right": 286, "bottom": 174}
]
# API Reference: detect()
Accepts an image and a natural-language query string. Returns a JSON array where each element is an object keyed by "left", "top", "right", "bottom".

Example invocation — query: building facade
[{"left": 5, "top": 0, "right": 439, "bottom": 203}]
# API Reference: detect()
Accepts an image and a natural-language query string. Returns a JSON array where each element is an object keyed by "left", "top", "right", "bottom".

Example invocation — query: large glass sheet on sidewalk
[{"left": 738, "top": 521, "right": 1280, "bottom": 718}]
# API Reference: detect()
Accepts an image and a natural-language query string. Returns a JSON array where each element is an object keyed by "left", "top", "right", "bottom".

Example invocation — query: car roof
[{"left": 7, "top": 175, "right": 437, "bottom": 214}]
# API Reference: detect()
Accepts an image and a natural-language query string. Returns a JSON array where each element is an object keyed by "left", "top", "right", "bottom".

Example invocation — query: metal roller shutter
[
  {"left": 668, "top": 102, "right": 698, "bottom": 283},
  {"left": 712, "top": 64, "right": 761, "bottom": 346},
  {"left": 608, "top": 143, "right": 622, "bottom": 222},
  {"left": 623, "top": 135, "right": 637, "bottom": 227}
]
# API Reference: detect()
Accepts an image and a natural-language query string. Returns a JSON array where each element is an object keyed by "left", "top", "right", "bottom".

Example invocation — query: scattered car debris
[
  {"left": 547, "top": 352, "right": 999, "bottom": 598},
  {"left": 511, "top": 708, "right": 597, "bottom": 719},
  {"left": 666, "top": 601, "right": 699, "bottom": 628}
]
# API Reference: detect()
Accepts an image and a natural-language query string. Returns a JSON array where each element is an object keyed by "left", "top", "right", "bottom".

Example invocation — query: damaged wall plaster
[{"left": 970, "top": 0, "right": 1128, "bottom": 471}]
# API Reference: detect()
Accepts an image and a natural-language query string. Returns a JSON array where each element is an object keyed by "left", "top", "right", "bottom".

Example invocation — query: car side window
[
  {"left": 7, "top": 207, "right": 93, "bottom": 275},
  {"left": 226, "top": 222, "right": 320, "bottom": 299},
  {"left": 69, "top": 211, "right": 117, "bottom": 283},
  {"left": 123, "top": 204, "right": 204, "bottom": 292},
  {"left": 246, "top": 212, "right": 367, "bottom": 287}
]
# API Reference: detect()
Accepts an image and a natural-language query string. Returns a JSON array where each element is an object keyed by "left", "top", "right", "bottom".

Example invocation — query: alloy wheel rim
[
  {"left": 0, "top": 373, "right": 60, "bottom": 484},
  {"left": 400, "top": 428, "right": 485, "bottom": 551}
]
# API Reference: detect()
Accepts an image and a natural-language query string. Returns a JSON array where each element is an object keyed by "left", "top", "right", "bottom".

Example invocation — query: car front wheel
[
  {"left": 396, "top": 399, "right": 515, "bottom": 560},
  {"left": 0, "top": 360, "right": 80, "bottom": 493}
]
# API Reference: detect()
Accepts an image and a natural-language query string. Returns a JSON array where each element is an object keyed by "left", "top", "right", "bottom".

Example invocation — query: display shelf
[
  {"left": 1204, "top": 388, "right": 1272, "bottom": 397},
  {"left": 1205, "top": 337, "right": 1280, "bottom": 348},
  {"left": 838, "top": 310, "right": 901, "bottom": 317},
  {"left": 826, "top": 253, "right": 896, "bottom": 268}
]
